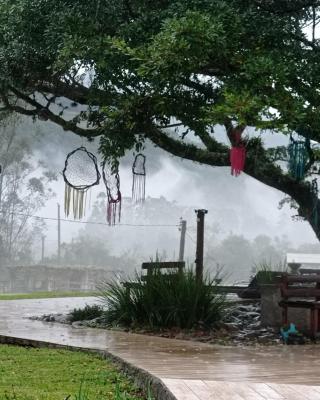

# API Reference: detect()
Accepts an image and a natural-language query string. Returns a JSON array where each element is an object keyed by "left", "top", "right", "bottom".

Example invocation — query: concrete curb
[{"left": 0, "top": 335, "right": 176, "bottom": 400}]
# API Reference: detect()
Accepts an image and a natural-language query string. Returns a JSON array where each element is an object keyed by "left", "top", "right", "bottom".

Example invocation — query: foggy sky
[{"left": 22, "top": 116, "right": 318, "bottom": 263}]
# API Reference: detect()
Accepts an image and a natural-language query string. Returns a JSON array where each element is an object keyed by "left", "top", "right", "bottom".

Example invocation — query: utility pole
[
  {"left": 178, "top": 219, "right": 187, "bottom": 261},
  {"left": 41, "top": 235, "right": 45, "bottom": 263},
  {"left": 57, "top": 203, "right": 61, "bottom": 265},
  {"left": 195, "top": 209, "right": 208, "bottom": 282}
]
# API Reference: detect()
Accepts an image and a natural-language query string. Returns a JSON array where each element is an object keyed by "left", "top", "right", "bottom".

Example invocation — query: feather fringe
[
  {"left": 64, "top": 183, "right": 87, "bottom": 220},
  {"left": 132, "top": 175, "right": 146, "bottom": 203}
]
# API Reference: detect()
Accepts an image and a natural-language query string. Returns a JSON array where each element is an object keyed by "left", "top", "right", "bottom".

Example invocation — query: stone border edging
[{"left": 0, "top": 335, "right": 176, "bottom": 400}]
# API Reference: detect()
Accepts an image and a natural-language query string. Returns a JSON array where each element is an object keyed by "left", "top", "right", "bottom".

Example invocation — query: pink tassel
[
  {"left": 230, "top": 146, "right": 246, "bottom": 176},
  {"left": 107, "top": 191, "right": 121, "bottom": 225}
]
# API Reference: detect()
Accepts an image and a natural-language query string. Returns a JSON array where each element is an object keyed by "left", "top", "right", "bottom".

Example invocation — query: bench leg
[
  {"left": 310, "top": 309, "right": 318, "bottom": 339},
  {"left": 282, "top": 306, "right": 288, "bottom": 326}
]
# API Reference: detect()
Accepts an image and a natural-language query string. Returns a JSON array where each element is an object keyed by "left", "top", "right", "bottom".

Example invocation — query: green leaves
[
  {"left": 139, "top": 11, "right": 225, "bottom": 77},
  {"left": 1, "top": 0, "right": 320, "bottom": 154},
  {"left": 99, "top": 269, "right": 226, "bottom": 329}
]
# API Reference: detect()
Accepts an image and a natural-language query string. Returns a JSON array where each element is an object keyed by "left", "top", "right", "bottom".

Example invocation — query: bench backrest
[
  {"left": 300, "top": 268, "right": 320, "bottom": 275},
  {"left": 280, "top": 274, "right": 320, "bottom": 299},
  {"left": 141, "top": 261, "right": 185, "bottom": 281}
]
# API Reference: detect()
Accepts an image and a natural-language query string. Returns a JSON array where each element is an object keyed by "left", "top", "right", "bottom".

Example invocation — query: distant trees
[
  {"left": 47, "top": 194, "right": 195, "bottom": 272},
  {"left": 65, "top": 193, "right": 296, "bottom": 279},
  {"left": 85, "top": 193, "right": 194, "bottom": 260},
  {"left": 0, "top": 117, "right": 56, "bottom": 265},
  {"left": 52, "top": 235, "right": 137, "bottom": 273},
  {"left": 205, "top": 234, "right": 290, "bottom": 282}
]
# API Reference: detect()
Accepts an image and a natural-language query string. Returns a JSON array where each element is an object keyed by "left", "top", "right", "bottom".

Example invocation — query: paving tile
[
  {"left": 248, "top": 383, "right": 285, "bottom": 399},
  {"left": 164, "top": 380, "right": 320, "bottom": 400},
  {"left": 183, "top": 379, "right": 217, "bottom": 400},
  {"left": 204, "top": 380, "right": 247, "bottom": 400},
  {"left": 269, "top": 383, "right": 319, "bottom": 400},
  {"left": 161, "top": 379, "right": 200, "bottom": 400},
  {"left": 225, "top": 382, "right": 266, "bottom": 400}
]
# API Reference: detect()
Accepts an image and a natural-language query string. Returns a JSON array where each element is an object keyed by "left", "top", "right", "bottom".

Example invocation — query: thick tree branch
[
  {"left": 146, "top": 122, "right": 320, "bottom": 240},
  {"left": 291, "top": 33, "right": 320, "bottom": 51},
  {"left": 6, "top": 86, "right": 101, "bottom": 138},
  {"left": 0, "top": 94, "right": 37, "bottom": 117},
  {"left": 36, "top": 81, "right": 109, "bottom": 106},
  {"left": 245, "top": 150, "right": 320, "bottom": 239},
  {"left": 146, "top": 124, "right": 229, "bottom": 166},
  {"left": 183, "top": 78, "right": 220, "bottom": 100},
  {"left": 175, "top": 116, "right": 227, "bottom": 153}
]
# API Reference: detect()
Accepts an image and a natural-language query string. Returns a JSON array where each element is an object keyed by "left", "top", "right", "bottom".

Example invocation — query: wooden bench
[
  {"left": 300, "top": 268, "right": 320, "bottom": 275},
  {"left": 279, "top": 274, "right": 320, "bottom": 338},
  {"left": 123, "top": 261, "right": 185, "bottom": 293},
  {"left": 140, "top": 261, "right": 185, "bottom": 280}
]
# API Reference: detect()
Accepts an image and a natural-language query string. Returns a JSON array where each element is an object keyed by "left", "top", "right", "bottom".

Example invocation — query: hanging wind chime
[
  {"left": 287, "top": 135, "right": 310, "bottom": 180},
  {"left": 63, "top": 146, "right": 100, "bottom": 220},
  {"left": 230, "top": 129, "right": 246, "bottom": 176},
  {"left": 132, "top": 153, "right": 146, "bottom": 202},
  {"left": 102, "top": 161, "right": 122, "bottom": 225}
]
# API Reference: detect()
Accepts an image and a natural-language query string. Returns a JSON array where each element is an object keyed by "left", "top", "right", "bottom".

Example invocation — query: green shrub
[
  {"left": 69, "top": 304, "right": 103, "bottom": 323},
  {"left": 98, "top": 269, "right": 226, "bottom": 330},
  {"left": 254, "top": 260, "right": 287, "bottom": 284}
]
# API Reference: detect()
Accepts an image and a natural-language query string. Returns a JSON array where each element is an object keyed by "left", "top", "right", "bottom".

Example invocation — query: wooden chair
[{"left": 279, "top": 274, "right": 320, "bottom": 338}]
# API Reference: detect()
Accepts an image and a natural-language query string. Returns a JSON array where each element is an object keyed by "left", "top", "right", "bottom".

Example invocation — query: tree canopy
[{"left": 2, "top": 1, "right": 320, "bottom": 237}]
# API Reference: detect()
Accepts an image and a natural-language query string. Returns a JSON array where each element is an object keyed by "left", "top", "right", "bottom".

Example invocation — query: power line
[
  {"left": 186, "top": 231, "right": 196, "bottom": 243},
  {"left": 0, "top": 210, "right": 180, "bottom": 228}
]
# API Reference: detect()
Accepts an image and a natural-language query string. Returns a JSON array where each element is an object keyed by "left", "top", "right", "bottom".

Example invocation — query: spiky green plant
[
  {"left": 69, "top": 304, "right": 103, "bottom": 323},
  {"left": 98, "top": 269, "right": 226, "bottom": 330},
  {"left": 254, "top": 260, "right": 287, "bottom": 284}
]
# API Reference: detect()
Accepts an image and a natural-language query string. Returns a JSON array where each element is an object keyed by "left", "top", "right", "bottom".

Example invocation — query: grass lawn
[
  {"left": 0, "top": 291, "right": 97, "bottom": 300},
  {"left": 0, "top": 344, "right": 148, "bottom": 400}
]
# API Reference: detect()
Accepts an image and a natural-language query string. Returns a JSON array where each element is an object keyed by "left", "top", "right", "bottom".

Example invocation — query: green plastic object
[{"left": 280, "top": 323, "right": 305, "bottom": 344}]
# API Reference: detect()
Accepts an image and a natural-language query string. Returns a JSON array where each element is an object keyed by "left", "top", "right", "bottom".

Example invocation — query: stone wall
[{"left": 0, "top": 265, "right": 122, "bottom": 293}]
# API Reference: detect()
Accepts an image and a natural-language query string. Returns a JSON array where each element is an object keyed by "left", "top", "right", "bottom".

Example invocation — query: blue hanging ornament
[{"left": 287, "top": 136, "right": 310, "bottom": 180}]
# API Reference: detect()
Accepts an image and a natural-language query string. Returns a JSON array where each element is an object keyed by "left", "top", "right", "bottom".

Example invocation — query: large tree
[
  {"left": 0, "top": 117, "right": 55, "bottom": 265},
  {"left": 1, "top": 1, "right": 320, "bottom": 236}
]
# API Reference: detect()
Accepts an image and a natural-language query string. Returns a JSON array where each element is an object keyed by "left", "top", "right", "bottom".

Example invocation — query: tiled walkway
[
  {"left": 0, "top": 297, "right": 320, "bottom": 399},
  {"left": 163, "top": 380, "right": 320, "bottom": 400}
]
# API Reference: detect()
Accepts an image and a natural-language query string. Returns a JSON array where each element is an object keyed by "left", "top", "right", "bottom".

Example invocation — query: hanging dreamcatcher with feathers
[
  {"left": 63, "top": 146, "right": 100, "bottom": 220},
  {"left": 102, "top": 161, "right": 122, "bottom": 225},
  {"left": 132, "top": 154, "right": 146, "bottom": 203}
]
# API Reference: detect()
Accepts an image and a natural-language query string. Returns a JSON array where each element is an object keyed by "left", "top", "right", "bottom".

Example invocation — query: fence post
[{"left": 195, "top": 209, "right": 208, "bottom": 282}]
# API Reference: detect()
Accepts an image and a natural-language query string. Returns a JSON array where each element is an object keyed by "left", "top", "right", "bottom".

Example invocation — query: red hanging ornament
[
  {"left": 230, "top": 129, "right": 246, "bottom": 176},
  {"left": 230, "top": 146, "right": 246, "bottom": 176},
  {"left": 107, "top": 191, "right": 122, "bottom": 225}
]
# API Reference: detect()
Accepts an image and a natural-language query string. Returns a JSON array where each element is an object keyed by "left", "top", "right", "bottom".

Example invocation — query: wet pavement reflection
[{"left": 0, "top": 298, "right": 320, "bottom": 385}]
